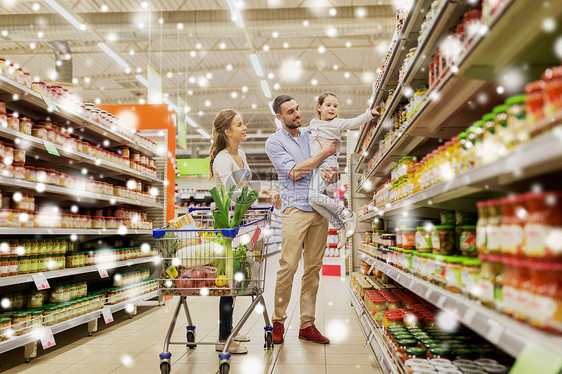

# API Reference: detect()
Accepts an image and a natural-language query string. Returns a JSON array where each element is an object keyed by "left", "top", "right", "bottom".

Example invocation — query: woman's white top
[{"left": 212, "top": 148, "right": 251, "bottom": 190}]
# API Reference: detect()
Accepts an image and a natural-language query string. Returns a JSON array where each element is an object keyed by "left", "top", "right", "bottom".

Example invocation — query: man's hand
[
  {"left": 371, "top": 105, "right": 382, "bottom": 117},
  {"left": 320, "top": 165, "right": 339, "bottom": 184},
  {"left": 320, "top": 139, "right": 337, "bottom": 158}
]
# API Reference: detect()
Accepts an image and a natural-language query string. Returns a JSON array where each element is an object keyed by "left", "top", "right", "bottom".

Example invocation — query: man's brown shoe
[{"left": 298, "top": 324, "right": 330, "bottom": 344}]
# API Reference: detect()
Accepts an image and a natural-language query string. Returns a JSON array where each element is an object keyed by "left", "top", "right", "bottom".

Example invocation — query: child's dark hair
[{"left": 316, "top": 92, "right": 338, "bottom": 118}]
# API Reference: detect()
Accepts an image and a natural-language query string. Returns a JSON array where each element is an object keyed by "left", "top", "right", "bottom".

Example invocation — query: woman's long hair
[{"left": 209, "top": 109, "right": 239, "bottom": 178}]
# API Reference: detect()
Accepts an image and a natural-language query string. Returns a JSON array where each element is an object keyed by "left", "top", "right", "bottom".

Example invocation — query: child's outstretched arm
[{"left": 336, "top": 105, "right": 381, "bottom": 131}]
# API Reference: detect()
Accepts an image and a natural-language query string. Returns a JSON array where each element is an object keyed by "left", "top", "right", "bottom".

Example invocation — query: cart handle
[
  {"left": 152, "top": 215, "right": 269, "bottom": 239},
  {"left": 186, "top": 206, "right": 274, "bottom": 212}
]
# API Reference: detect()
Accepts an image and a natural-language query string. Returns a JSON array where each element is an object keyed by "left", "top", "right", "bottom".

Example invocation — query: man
[{"left": 265, "top": 94, "right": 338, "bottom": 344}]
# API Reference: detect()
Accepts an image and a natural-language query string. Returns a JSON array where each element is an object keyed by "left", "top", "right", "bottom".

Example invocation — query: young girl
[{"left": 308, "top": 92, "right": 381, "bottom": 249}]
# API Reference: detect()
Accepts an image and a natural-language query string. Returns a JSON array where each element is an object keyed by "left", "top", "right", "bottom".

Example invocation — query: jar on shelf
[
  {"left": 493, "top": 104, "right": 509, "bottom": 158},
  {"left": 524, "top": 191, "right": 562, "bottom": 258},
  {"left": 486, "top": 200, "right": 503, "bottom": 255},
  {"left": 431, "top": 226, "right": 456, "bottom": 255},
  {"left": 543, "top": 66, "right": 562, "bottom": 119},
  {"left": 0, "top": 317, "right": 11, "bottom": 341},
  {"left": 18, "top": 117, "right": 32, "bottom": 135},
  {"left": 415, "top": 227, "right": 432, "bottom": 253},
  {"left": 459, "top": 226, "right": 477, "bottom": 257},
  {"left": 524, "top": 80, "right": 545, "bottom": 131},
  {"left": 12, "top": 312, "right": 30, "bottom": 335},
  {"left": 528, "top": 260, "right": 562, "bottom": 333}
]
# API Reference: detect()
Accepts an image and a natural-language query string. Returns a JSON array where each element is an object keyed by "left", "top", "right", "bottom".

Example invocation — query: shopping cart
[{"left": 153, "top": 207, "right": 274, "bottom": 374}]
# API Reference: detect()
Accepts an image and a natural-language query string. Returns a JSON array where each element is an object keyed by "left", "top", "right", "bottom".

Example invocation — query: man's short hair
[{"left": 272, "top": 95, "right": 294, "bottom": 114}]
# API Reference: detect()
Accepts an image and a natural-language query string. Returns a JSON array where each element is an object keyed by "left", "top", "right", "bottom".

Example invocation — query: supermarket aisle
[{"left": 1, "top": 252, "right": 381, "bottom": 374}]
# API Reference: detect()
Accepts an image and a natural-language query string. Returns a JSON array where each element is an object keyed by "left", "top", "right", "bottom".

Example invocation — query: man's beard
[{"left": 285, "top": 122, "right": 300, "bottom": 129}]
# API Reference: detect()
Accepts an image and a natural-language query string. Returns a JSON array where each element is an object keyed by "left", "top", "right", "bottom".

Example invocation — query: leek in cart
[{"left": 209, "top": 185, "right": 258, "bottom": 290}]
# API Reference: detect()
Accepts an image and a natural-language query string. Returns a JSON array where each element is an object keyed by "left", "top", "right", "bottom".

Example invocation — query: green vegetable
[{"left": 209, "top": 185, "right": 259, "bottom": 228}]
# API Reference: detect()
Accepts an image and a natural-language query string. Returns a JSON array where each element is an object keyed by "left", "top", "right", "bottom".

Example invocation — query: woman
[{"left": 209, "top": 109, "right": 279, "bottom": 354}]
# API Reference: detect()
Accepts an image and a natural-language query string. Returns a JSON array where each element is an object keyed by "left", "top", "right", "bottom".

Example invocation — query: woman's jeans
[{"left": 219, "top": 296, "right": 234, "bottom": 340}]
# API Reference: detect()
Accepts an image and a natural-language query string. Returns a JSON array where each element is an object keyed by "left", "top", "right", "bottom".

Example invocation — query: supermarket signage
[
  {"left": 147, "top": 65, "right": 162, "bottom": 104},
  {"left": 39, "top": 328, "right": 56, "bottom": 349},
  {"left": 102, "top": 307, "right": 114, "bottom": 324},
  {"left": 177, "top": 97, "right": 187, "bottom": 149},
  {"left": 32, "top": 272, "right": 50, "bottom": 290},
  {"left": 42, "top": 140, "right": 60, "bottom": 156},
  {"left": 96, "top": 264, "right": 109, "bottom": 278},
  {"left": 41, "top": 95, "right": 60, "bottom": 113}
]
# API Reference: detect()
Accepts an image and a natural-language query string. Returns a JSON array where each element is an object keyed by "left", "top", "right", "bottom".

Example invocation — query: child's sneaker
[
  {"left": 343, "top": 212, "right": 358, "bottom": 239},
  {"left": 337, "top": 229, "right": 347, "bottom": 249}
]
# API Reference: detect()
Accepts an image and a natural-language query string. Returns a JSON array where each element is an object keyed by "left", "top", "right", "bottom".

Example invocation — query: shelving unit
[
  {"left": 0, "top": 175, "right": 162, "bottom": 208},
  {"left": 356, "top": 0, "right": 562, "bottom": 191},
  {"left": 0, "top": 127, "right": 163, "bottom": 184},
  {"left": 0, "top": 256, "right": 160, "bottom": 287},
  {"left": 348, "top": 286, "right": 406, "bottom": 374},
  {"left": 347, "top": 0, "right": 562, "bottom": 371},
  {"left": 0, "top": 228, "right": 153, "bottom": 235},
  {"left": 359, "top": 252, "right": 562, "bottom": 358},
  {"left": 0, "top": 76, "right": 160, "bottom": 157},
  {"left": 0, "top": 290, "right": 159, "bottom": 356}
]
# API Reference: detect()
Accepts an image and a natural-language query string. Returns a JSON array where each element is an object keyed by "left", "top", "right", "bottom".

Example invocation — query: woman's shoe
[
  {"left": 234, "top": 333, "right": 250, "bottom": 342},
  {"left": 215, "top": 341, "right": 248, "bottom": 354}
]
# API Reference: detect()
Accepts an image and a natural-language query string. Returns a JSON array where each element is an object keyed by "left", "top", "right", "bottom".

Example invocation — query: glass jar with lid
[
  {"left": 486, "top": 200, "right": 503, "bottom": 255},
  {"left": 506, "top": 94, "right": 528, "bottom": 147},
  {"left": 431, "top": 226, "right": 456, "bottom": 255},
  {"left": 459, "top": 226, "right": 477, "bottom": 257},
  {"left": 415, "top": 227, "right": 433, "bottom": 253},
  {"left": 524, "top": 80, "right": 545, "bottom": 132},
  {"left": 524, "top": 191, "right": 562, "bottom": 259},
  {"left": 493, "top": 104, "right": 509, "bottom": 158},
  {"left": 12, "top": 312, "right": 30, "bottom": 335}
]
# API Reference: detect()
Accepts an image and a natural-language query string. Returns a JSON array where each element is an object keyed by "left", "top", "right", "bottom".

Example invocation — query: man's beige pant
[{"left": 272, "top": 207, "right": 329, "bottom": 329}]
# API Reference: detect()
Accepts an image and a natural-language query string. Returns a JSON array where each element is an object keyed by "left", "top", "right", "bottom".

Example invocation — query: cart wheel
[
  {"left": 264, "top": 331, "right": 273, "bottom": 350},
  {"left": 160, "top": 362, "right": 171, "bottom": 374},
  {"left": 219, "top": 362, "right": 230, "bottom": 374},
  {"left": 186, "top": 331, "right": 196, "bottom": 349}
]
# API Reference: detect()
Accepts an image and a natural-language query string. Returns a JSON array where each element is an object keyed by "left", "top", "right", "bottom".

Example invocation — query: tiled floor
[{"left": 0, "top": 253, "right": 382, "bottom": 374}]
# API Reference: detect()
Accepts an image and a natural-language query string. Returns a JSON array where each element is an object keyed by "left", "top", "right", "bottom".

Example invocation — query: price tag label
[
  {"left": 463, "top": 308, "right": 476, "bottom": 325},
  {"left": 41, "top": 95, "right": 60, "bottom": 113},
  {"left": 39, "top": 328, "right": 56, "bottom": 350},
  {"left": 486, "top": 320, "right": 504, "bottom": 344},
  {"left": 102, "top": 307, "right": 114, "bottom": 324},
  {"left": 97, "top": 264, "right": 109, "bottom": 278},
  {"left": 42, "top": 140, "right": 60, "bottom": 156},
  {"left": 31, "top": 273, "right": 50, "bottom": 290}
]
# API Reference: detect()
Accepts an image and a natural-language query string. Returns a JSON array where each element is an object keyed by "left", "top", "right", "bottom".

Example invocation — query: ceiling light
[
  {"left": 107, "top": 33, "right": 118, "bottom": 42},
  {"left": 268, "top": 72, "right": 274, "bottom": 79},
  {"left": 262, "top": 44, "right": 269, "bottom": 51},
  {"left": 37, "top": 31, "right": 44, "bottom": 38},
  {"left": 333, "top": 64, "right": 339, "bottom": 70},
  {"left": 249, "top": 53, "right": 263, "bottom": 77},
  {"left": 283, "top": 42, "right": 289, "bottom": 48},
  {"left": 198, "top": 111, "right": 204, "bottom": 116},
  {"left": 72, "top": 77, "right": 78, "bottom": 84},
  {"left": 272, "top": 31, "right": 279, "bottom": 38},
  {"left": 136, "top": 75, "right": 148, "bottom": 87},
  {"left": 346, "top": 98, "right": 352, "bottom": 105},
  {"left": 355, "top": 7, "right": 367, "bottom": 18},
  {"left": 226, "top": 64, "right": 233, "bottom": 71},
  {"left": 318, "top": 45, "right": 325, "bottom": 54},
  {"left": 32, "top": 3, "right": 40, "bottom": 11},
  {"left": 195, "top": 43, "right": 202, "bottom": 49},
  {"left": 260, "top": 80, "right": 271, "bottom": 98},
  {"left": 226, "top": 0, "right": 245, "bottom": 28},
  {"left": 219, "top": 43, "right": 226, "bottom": 49},
  {"left": 101, "top": 4, "right": 108, "bottom": 11},
  {"left": 166, "top": 72, "right": 173, "bottom": 79},
  {"left": 241, "top": 86, "right": 248, "bottom": 93},
  {"left": 84, "top": 77, "right": 91, "bottom": 84},
  {"left": 344, "top": 72, "right": 351, "bottom": 78},
  {"left": 129, "top": 49, "right": 135, "bottom": 55},
  {"left": 185, "top": 116, "right": 198, "bottom": 127},
  {"left": 188, "top": 90, "right": 193, "bottom": 95},
  {"left": 231, "top": 91, "right": 238, "bottom": 98},
  {"left": 190, "top": 51, "right": 196, "bottom": 57},
  {"left": 329, "top": 8, "right": 337, "bottom": 16},
  {"left": 188, "top": 76, "right": 196, "bottom": 84},
  {"left": 124, "top": 67, "right": 131, "bottom": 73},
  {"left": 158, "top": 18, "right": 164, "bottom": 25},
  {"left": 177, "top": 23, "right": 183, "bottom": 30},
  {"left": 141, "top": 1, "right": 148, "bottom": 9},
  {"left": 139, "top": 98, "right": 146, "bottom": 104},
  {"left": 345, "top": 41, "right": 352, "bottom": 48},
  {"left": 1, "top": 30, "right": 8, "bottom": 37},
  {"left": 326, "top": 26, "right": 338, "bottom": 37},
  {"left": 206, "top": 72, "right": 213, "bottom": 79},
  {"left": 311, "top": 78, "right": 318, "bottom": 86},
  {"left": 98, "top": 42, "right": 130, "bottom": 69},
  {"left": 138, "top": 22, "right": 145, "bottom": 29},
  {"left": 251, "top": 103, "right": 257, "bottom": 109},
  {"left": 94, "top": 98, "right": 101, "bottom": 104},
  {"left": 44, "top": 0, "right": 86, "bottom": 30},
  {"left": 163, "top": 97, "right": 178, "bottom": 112},
  {"left": 197, "top": 129, "right": 211, "bottom": 139},
  {"left": 303, "top": 20, "right": 309, "bottom": 26},
  {"left": 29, "top": 42, "right": 36, "bottom": 49},
  {"left": 273, "top": 83, "right": 280, "bottom": 90},
  {"left": 204, "top": 100, "right": 211, "bottom": 107}
]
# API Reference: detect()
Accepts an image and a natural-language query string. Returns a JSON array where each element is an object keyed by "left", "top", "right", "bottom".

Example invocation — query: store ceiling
[{"left": 0, "top": 0, "right": 397, "bottom": 178}]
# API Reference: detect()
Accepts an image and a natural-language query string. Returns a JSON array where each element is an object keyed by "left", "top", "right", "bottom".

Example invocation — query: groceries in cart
[{"left": 157, "top": 185, "right": 263, "bottom": 297}]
